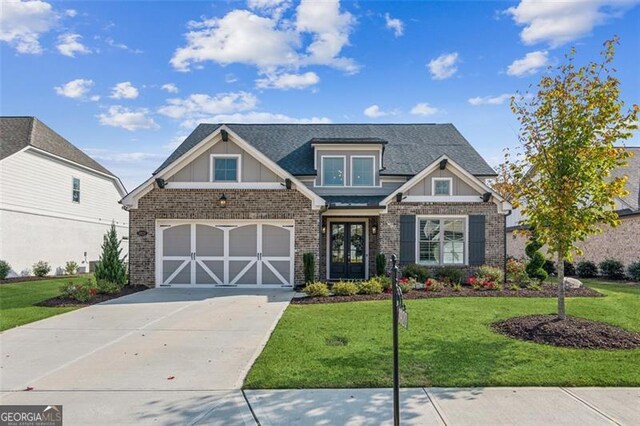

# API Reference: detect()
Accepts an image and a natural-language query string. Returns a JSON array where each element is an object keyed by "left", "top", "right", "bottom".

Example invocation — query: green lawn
[
  {"left": 0, "top": 277, "right": 88, "bottom": 331},
  {"left": 244, "top": 280, "right": 640, "bottom": 388}
]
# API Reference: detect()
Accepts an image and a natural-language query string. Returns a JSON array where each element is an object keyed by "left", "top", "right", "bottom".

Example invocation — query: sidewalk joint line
[
  {"left": 560, "top": 387, "right": 621, "bottom": 425},
  {"left": 242, "top": 390, "right": 261, "bottom": 426},
  {"left": 423, "top": 388, "right": 448, "bottom": 426}
]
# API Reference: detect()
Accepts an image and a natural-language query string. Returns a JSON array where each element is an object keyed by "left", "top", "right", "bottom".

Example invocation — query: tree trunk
[{"left": 557, "top": 253, "right": 566, "bottom": 320}]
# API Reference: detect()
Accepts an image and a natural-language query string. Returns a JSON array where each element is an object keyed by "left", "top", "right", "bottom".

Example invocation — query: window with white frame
[
  {"left": 72, "top": 177, "right": 80, "bottom": 203},
  {"left": 322, "top": 157, "right": 345, "bottom": 186},
  {"left": 432, "top": 178, "right": 452, "bottom": 196},
  {"left": 417, "top": 217, "right": 465, "bottom": 265},
  {"left": 351, "top": 156, "right": 375, "bottom": 186},
  {"left": 211, "top": 156, "right": 239, "bottom": 182}
]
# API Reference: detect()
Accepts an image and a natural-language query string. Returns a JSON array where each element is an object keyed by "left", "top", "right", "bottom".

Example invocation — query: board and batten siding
[
  {"left": 405, "top": 168, "right": 479, "bottom": 196},
  {"left": 0, "top": 149, "right": 128, "bottom": 277}
]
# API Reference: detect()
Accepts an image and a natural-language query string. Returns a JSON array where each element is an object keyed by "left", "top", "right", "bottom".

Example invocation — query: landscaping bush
[
  {"left": 332, "top": 281, "right": 358, "bottom": 296},
  {"left": 564, "top": 261, "right": 576, "bottom": 276},
  {"left": 434, "top": 266, "right": 464, "bottom": 285},
  {"left": 59, "top": 279, "right": 97, "bottom": 303},
  {"left": 628, "top": 261, "right": 640, "bottom": 281},
  {"left": 506, "top": 258, "right": 528, "bottom": 283},
  {"left": 32, "top": 261, "right": 51, "bottom": 277},
  {"left": 398, "top": 278, "right": 414, "bottom": 294},
  {"left": 576, "top": 260, "right": 598, "bottom": 278},
  {"left": 303, "top": 253, "right": 315, "bottom": 284},
  {"left": 424, "top": 278, "right": 444, "bottom": 292},
  {"left": 303, "top": 281, "right": 329, "bottom": 297},
  {"left": 357, "top": 279, "right": 383, "bottom": 295},
  {"left": 376, "top": 275, "right": 392, "bottom": 291},
  {"left": 375, "top": 253, "right": 386, "bottom": 276},
  {"left": 0, "top": 260, "right": 10, "bottom": 279},
  {"left": 96, "top": 279, "right": 123, "bottom": 295},
  {"left": 599, "top": 259, "right": 626, "bottom": 280},
  {"left": 95, "top": 223, "right": 128, "bottom": 286},
  {"left": 543, "top": 259, "right": 556, "bottom": 276},
  {"left": 65, "top": 261, "right": 79, "bottom": 275},
  {"left": 467, "top": 276, "right": 502, "bottom": 291},
  {"left": 452, "top": 283, "right": 462, "bottom": 292},
  {"left": 476, "top": 265, "right": 504, "bottom": 283},
  {"left": 401, "top": 263, "right": 430, "bottom": 282},
  {"left": 525, "top": 236, "right": 548, "bottom": 282}
]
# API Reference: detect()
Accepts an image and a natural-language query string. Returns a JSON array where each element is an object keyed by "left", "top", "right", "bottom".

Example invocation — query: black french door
[{"left": 329, "top": 222, "right": 366, "bottom": 279}]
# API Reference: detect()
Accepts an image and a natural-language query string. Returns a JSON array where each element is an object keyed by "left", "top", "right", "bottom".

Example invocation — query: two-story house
[
  {"left": 121, "top": 124, "right": 511, "bottom": 288},
  {"left": 0, "top": 117, "right": 128, "bottom": 277}
]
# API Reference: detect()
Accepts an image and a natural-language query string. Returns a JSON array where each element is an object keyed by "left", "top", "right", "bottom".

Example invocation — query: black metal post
[{"left": 391, "top": 254, "right": 400, "bottom": 426}]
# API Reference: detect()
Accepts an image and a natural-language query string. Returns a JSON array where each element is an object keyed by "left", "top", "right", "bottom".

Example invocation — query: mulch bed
[
  {"left": 292, "top": 283, "right": 602, "bottom": 305},
  {"left": 492, "top": 314, "right": 640, "bottom": 350},
  {"left": 0, "top": 275, "right": 82, "bottom": 285},
  {"left": 36, "top": 286, "right": 147, "bottom": 307}
]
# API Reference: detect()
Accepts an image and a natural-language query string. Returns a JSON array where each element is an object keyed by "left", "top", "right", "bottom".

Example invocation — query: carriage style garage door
[{"left": 156, "top": 220, "right": 294, "bottom": 287}]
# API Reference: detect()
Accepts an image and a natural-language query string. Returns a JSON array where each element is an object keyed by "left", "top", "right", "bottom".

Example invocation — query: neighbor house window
[
  {"left": 417, "top": 217, "right": 465, "bottom": 265},
  {"left": 322, "top": 157, "right": 345, "bottom": 186},
  {"left": 72, "top": 178, "right": 80, "bottom": 203},
  {"left": 212, "top": 156, "right": 239, "bottom": 182},
  {"left": 351, "top": 157, "right": 375, "bottom": 186},
  {"left": 432, "top": 178, "right": 452, "bottom": 196}
]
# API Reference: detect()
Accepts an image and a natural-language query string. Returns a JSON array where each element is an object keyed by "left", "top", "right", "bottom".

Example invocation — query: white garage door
[{"left": 156, "top": 220, "right": 294, "bottom": 288}]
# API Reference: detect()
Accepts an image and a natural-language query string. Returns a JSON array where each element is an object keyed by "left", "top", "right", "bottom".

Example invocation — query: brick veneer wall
[
  {"left": 379, "top": 202, "right": 506, "bottom": 277},
  {"left": 129, "top": 188, "right": 319, "bottom": 287}
]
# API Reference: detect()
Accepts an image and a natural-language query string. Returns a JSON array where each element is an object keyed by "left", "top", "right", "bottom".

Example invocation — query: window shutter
[
  {"left": 399, "top": 215, "right": 416, "bottom": 264},
  {"left": 468, "top": 215, "right": 485, "bottom": 266}
]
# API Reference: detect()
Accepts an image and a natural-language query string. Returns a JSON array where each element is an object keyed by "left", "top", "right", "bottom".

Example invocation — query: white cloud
[
  {"left": 364, "top": 104, "right": 389, "bottom": 118},
  {"left": 201, "top": 111, "right": 331, "bottom": 124},
  {"left": 56, "top": 33, "right": 91, "bottom": 57},
  {"left": 161, "top": 83, "right": 179, "bottom": 93},
  {"left": 158, "top": 91, "right": 258, "bottom": 127},
  {"left": 64, "top": 9, "right": 77, "bottom": 17},
  {"left": 82, "top": 148, "right": 164, "bottom": 163},
  {"left": 506, "top": 0, "right": 639, "bottom": 47},
  {"left": 225, "top": 73, "right": 239, "bottom": 83},
  {"left": 0, "top": 0, "right": 59, "bottom": 54},
  {"left": 385, "top": 13, "right": 404, "bottom": 37},
  {"left": 170, "top": 0, "right": 357, "bottom": 74},
  {"left": 256, "top": 71, "right": 319, "bottom": 89},
  {"left": 247, "top": 0, "right": 292, "bottom": 19},
  {"left": 165, "top": 135, "right": 188, "bottom": 150},
  {"left": 54, "top": 79, "right": 94, "bottom": 99},
  {"left": 410, "top": 102, "right": 439, "bottom": 116},
  {"left": 110, "top": 82, "right": 139, "bottom": 99},
  {"left": 468, "top": 93, "right": 514, "bottom": 106},
  {"left": 507, "top": 50, "right": 548, "bottom": 76},
  {"left": 427, "top": 52, "right": 459, "bottom": 80},
  {"left": 104, "top": 37, "right": 143, "bottom": 53},
  {"left": 97, "top": 106, "right": 159, "bottom": 131},
  {"left": 89, "top": 95, "right": 100, "bottom": 102}
]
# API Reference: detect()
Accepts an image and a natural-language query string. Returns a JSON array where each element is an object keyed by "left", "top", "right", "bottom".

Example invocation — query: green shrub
[
  {"left": 357, "top": 279, "right": 383, "bottom": 295},
  {"left": 376, "top": 275, "right": 392, "bottom": 291},
  {"left": 376, "top": 253, "right": 386, "bottom": 276},
  {"left": 564, "top": 261, "right": 576, "bottom": 276},
  {"left": 303, "top": 281, "right": 329, "bottom": 297},
  {"left": 509, "top": 284, "right": 521, "bottom": 291},
  {"left": 528, "top": 283, "right": 542, "bottom": 291},
  {"left": 506, "top": 258, "right": 528, "bottom": 283},
  {"left": 32, "top": 261, "right": 51, "bottom": 277},
  {"left": 402, "top": 263, "right": 430, "bottom": 282},
  {"left": 95, "top": 223, "right": 128, "bottom": 286},
  {"left": 476, "top": 265, "right": 504, "bottom": 283},
  {"left": 542, "top": 259, "right": 556, "bottom": 276},
  {"left": 576, "top": 260, "right": 598, "bottom": 278},
  {"left": 452, "top": 283, "right": 462, "bottom": 292},
  {"left": 434, "top": 266, "right": 464, "bottom": 285},
  {"left": 424, "top": 278, "right": 444, "bottom": 292},
  {"left": 628, "top": 261, "right": 640, "bottom": 281},
  {"left": 59, "top": 279, "right": 96, "bottom": 303},
  {"left": 96, "top": 279, "right": 122, "bottom": 295},
  {"left": 303, "top": 253, "right": 315, "bottom": 284},
  {"left": 398, "top": 280, "right": 413, "bottom": 294},
  {"left": 525, "top": 236, "right": 548, "bottom": 282},
  {"left": 0, "top": 260, "right": 10, "bottom": 279},
  {"left": 332, "top": 281, "right": 358, "bottom": 296},
  {"left": 65, "top": 261, "right": 79, "bottom": 275},
  {"left": 599, "top": 259, "right": 625, "bottom": 280}
]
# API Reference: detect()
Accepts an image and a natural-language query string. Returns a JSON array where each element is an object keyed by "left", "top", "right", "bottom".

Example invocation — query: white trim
[
  {"left": 164, "top": 182, "right": 283, "bottom": 190},
  {"left": 350, "top": 155, "right": 376, "bottom": 187},
  {"left": 415, "top": 215, "right": 469, "bottom": 266},
  {"left": 403, "top": 195, "right": 482, "bottom": 203},
  {"left": 325, "top": 218, "right": 369, "bottom": 281},
  {"left": 320, "top": 155, "right": 346, "bottom": 187},
  {"left": 210, "top": 154, "right": 241, "bottom": 182},
  {"left": 0, "top": 205, "right": 128, "bottom": 228},
  {"left": 71, "top": 176, "right": 81, "bottom": 203},
  {"left": 432, "top": 177, "right": 452, "bottom": 196}
]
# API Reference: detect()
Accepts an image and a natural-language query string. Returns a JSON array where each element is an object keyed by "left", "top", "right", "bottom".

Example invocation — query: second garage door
[{"left": 157, "top": 220, "right": 294, "bottom": 287}]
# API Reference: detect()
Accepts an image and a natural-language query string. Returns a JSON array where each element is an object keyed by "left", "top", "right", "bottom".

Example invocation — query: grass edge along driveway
[{"left": 244, "top": 281, "right": 640, "bottom": 388}]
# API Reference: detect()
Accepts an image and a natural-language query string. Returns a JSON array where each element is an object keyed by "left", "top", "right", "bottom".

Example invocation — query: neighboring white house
[{"left": 0, "top": 117, "right": 128, "bottom": 277}]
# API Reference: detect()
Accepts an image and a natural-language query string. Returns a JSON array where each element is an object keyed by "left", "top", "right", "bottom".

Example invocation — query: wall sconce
[
  {"left": 218, "top": 194, "right": 227, "bottom": 208},
  {"left": 482, "top": 192, "right": 492, "bottom": 202},
  {"left": 395, "top": 192, "right": 403, "bottom": 203},
  {"left": 155, "top": 178, "right": 166, "bottom": 188},
  {"left": 321, "top": 225, "right": 327, "bottom": 234},
  {"left": 371, "top": 224, "right": 378, "bottom": 235}
]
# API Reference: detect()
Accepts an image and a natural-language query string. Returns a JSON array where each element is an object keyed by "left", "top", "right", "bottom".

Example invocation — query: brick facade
[
  {"left": 129, "top": 187, "right": 319, "bottom": 287},
  {"left": 379, "top": 202, "right": 506, "bottom": 277}
]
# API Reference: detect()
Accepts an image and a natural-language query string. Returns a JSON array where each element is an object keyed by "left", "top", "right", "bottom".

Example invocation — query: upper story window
[
  {"left": 432, "top": 178, "right": 452, "bottom": 196},
  {"left": 351, "top": 156, "right": 375, "bottom": 186},
  {"left": 72, "top": 177, "right": 80, "bottom": 203},
  {"left": 211, "top": 155, "right": 240, "bottom": 182},
  {"left": 322, "top": 156, "right": 345, "bottom": 186},
  {"left": 417, "top": 217, "right": 466, "bottom": 265}
]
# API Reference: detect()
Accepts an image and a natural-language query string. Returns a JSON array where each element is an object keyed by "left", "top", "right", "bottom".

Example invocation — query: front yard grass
[
  {"left": 244, "top": 280, "right": 640, "bottom": 388},
  {"left": 0, "top": 277, "right": 87, "bottom": 331}
]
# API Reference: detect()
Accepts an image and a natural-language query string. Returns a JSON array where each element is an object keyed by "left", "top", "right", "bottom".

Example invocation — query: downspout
[
  {"left": 319, "top": 204, "right": 328, "bottom": 283},
  {"left": 503, "top": 209, "right": 512, "bottom": 285}
]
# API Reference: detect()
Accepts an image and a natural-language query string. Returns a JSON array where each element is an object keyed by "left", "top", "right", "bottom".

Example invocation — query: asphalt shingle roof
[
  {"left": 154, "top": 123, "right": 497, "bottom": 177},
  {"left": 0, "top": 116, "right": 114, "bottom": 176}
]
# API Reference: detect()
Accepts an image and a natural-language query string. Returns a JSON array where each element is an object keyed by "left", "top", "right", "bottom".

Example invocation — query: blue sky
[{"left": 2, "top": 0, "right": 639, "bottom": 190}]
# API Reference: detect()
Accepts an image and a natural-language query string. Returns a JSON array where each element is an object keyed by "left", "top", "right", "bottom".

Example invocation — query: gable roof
[
  {"left": 154, "top": 123, "right": 497, "bottom": 177},
  {"left": 0, "top": 116, "right": 114, "bottom": 177}
]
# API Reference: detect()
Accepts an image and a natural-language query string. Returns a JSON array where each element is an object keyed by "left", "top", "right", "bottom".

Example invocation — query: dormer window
[
  {"left": 322, "top": 156, "right": 345, "bottom": 186},
  {"left": 433, "top": 178, "right": 452, "bottom": 196},
  {"left": 351, "top": 156, "right": 375, "bottom": 186}
]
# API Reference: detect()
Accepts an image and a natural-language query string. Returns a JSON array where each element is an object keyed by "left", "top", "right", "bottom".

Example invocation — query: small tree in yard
[
  {"left": 94, "top": 223, "right": 128, "bottom": 286},
  {"left": 506, "top": 38, "right": 638, "bottom": 319}
]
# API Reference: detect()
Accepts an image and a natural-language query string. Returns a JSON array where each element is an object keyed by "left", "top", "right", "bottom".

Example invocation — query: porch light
[
  {"left": 482, "top": 192, "right": 491, "bottom": 202},
  {"left": 218, "top": 194, "right": 228, "bottom": 208},
  {"left": 371, "top": 224, "right": 378, "bottom": 235},
  {"left": 395, "top": 192, "right": 403, "bottom": 203}
]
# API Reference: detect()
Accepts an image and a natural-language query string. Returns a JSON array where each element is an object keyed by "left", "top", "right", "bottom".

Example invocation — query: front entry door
[{"left": 330, "top": 222, "right": 366, "bottom": 279}]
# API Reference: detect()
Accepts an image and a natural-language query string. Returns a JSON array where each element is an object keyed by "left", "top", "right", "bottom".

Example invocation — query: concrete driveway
[{"left": 0, "top": 288, "right": 292, "bottom": 424}]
